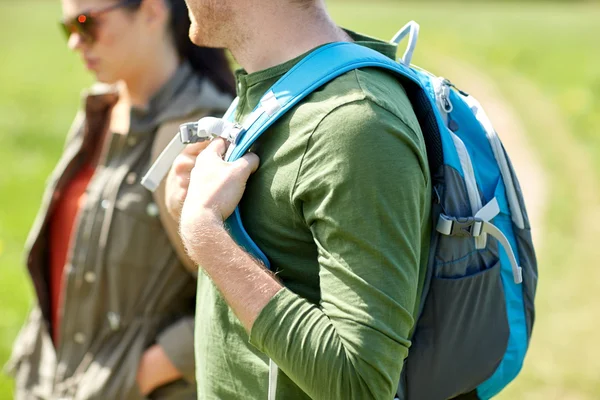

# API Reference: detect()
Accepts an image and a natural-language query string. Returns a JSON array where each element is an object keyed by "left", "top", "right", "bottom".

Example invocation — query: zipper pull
[
  {"left": 444, "top": 78, "right": 470, "bottom": 97},
  {"left": 439, "top": 78, "right": 453, "bottom": 113}
]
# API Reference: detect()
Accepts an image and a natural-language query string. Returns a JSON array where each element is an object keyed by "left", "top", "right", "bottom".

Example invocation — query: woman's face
[{"left": 61, "top": 0, "right": 157, "bottom": 83}]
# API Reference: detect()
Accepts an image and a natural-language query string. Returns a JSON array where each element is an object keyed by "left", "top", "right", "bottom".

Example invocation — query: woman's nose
[{"left": 67, "top": 32, "right": 84, "bottom": 51}]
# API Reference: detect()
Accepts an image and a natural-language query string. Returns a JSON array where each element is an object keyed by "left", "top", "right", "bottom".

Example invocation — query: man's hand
[
  {"left": 136, "top": 345, "right": 182, "bottom": 396},
  {"left": 165, "top": 141, "right": 210, "bottom": 221},
  {"left": 179, "top": 138, "right": 259, "bottom": 262}
]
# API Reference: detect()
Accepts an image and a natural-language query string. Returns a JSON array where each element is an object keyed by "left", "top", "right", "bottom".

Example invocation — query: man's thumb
[{"left": 235, "top": 152, "right": 260, "bottom": 174}]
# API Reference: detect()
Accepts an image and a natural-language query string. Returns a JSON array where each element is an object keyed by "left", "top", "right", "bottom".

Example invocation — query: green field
[{"left": 1, "top": 1, "right": 599, "bottom": 399}]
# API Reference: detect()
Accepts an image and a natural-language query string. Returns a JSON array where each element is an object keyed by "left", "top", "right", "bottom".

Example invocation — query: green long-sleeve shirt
[{"left": 195, "top": 31, "right": 431, "bottom": 400}]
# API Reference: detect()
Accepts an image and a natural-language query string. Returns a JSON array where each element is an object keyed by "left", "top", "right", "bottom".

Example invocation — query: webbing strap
[{"left": 481, "top": 219, "right": 523, "bottom": 284}]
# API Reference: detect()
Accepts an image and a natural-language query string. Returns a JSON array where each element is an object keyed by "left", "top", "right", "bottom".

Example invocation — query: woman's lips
[{"left": 84, "top": 57, "right": 99, "bottom": 70}]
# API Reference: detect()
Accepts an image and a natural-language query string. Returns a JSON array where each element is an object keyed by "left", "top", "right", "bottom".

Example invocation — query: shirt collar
[{"left": 233, "top": 29, "right": 398, "bottom": 115}]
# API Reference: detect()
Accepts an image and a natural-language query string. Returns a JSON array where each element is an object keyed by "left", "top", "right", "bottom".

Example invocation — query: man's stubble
[{"left": 185, "top": 0, "right": 237, "bottom": 48}]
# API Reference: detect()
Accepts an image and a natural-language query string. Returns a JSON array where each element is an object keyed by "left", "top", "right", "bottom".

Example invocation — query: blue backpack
[{"left": 144, "top": 21, "right": 538, "bottom": 400}]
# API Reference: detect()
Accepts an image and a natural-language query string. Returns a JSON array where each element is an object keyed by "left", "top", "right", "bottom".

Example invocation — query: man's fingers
[
  {"left": 205, "top": 138, "right": 229, "bottom": 159},
  {"left": 181, "top": 141, "right": 210, "bottom": 156},
  {"left": 235, "top": 153, "right": 260, "bottom": 174},
  {"left": 173, "top": 155, "right": 195, "bottom": 175}
]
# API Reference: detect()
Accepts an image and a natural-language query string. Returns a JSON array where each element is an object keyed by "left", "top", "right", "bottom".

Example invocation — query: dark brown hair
[
  {"left": 127, "top": 0, "right": 236, "bottom": 96},
  {"left": 166, "top": 0, "right": 235, "bottom": 96}
]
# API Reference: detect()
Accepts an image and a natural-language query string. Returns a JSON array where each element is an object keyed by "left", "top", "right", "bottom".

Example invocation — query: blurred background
[{"left": 0, "top": 0, "right": 599, "bottom": 399}]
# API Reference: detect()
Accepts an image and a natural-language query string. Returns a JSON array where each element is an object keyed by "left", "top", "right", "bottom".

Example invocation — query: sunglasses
[{"left": 60, "top": 0, "right": 142, "bottom": 43}]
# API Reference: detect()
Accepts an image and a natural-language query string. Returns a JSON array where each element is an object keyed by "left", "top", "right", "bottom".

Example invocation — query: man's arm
[
  {"left": 176, "top": 101, "right": 429, "bottom": 399},
  {"left": 177, "top": 138, "right": 281, "bottom": 330}
]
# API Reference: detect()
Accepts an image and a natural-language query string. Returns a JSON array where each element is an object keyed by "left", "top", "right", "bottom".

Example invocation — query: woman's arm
[
  {"left": 137, "top": 317, "right": 195, "bottom": 394},
  {"left": 136, "top": 343, "right": 184, "bottom": 395}
]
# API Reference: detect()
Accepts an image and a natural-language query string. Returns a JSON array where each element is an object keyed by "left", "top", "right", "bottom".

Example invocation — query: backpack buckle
[
  {"left": 437, "top": 215, "right": 483, "bottom": 238},
  {"left": 179, "top": 119, "right": 242, "bottom": 145}
]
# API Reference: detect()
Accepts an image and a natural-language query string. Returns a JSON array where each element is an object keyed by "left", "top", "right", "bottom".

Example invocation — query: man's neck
[{"left": 230, "top": 6, "right": 352, "bottom": 74}]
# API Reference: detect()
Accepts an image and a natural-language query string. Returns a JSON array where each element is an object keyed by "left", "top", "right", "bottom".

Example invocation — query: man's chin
[
  {"left": 189, "top": 24, "right": 221, "bottom": 48},
  {"left": 189, "top": 24, "right": 204, "bottom": 46}
]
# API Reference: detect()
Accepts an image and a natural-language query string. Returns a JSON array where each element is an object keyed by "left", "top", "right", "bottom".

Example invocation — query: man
[{"left": 165, "top": 0, "right": 431, "bottom": 398}]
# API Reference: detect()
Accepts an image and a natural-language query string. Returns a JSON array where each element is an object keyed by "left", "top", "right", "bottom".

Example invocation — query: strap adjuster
[
  {"left": 179, "top": 119, "right": 243, "bottom": 145},
  {"left": 436, "top": 204, "right": 523, "bottom": 284},
  {"left": 437, "top": 215, "right": 483, "bottom": 237}
]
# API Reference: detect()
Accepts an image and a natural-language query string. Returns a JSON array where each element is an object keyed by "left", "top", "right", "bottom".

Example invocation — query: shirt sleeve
[
  {"left": 156, "top": 316, "right": 196, "bottom": 383},
  {"left": 249, "top": 99, "right": 430, "bottom": 399}
]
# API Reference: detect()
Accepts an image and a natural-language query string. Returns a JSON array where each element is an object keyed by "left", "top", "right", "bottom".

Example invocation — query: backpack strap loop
[{"left": 390, "top": 20, "right": 420, "bottom": 66}]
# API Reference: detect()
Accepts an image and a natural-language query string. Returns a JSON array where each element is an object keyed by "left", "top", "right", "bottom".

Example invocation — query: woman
[{"left": 6, "top": 0, "right": 234, "bottom": 398}]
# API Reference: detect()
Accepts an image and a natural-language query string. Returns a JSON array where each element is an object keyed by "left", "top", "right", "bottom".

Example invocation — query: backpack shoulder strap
[{"left": 226, "top": 42, "right": 420, "bottom": 162}]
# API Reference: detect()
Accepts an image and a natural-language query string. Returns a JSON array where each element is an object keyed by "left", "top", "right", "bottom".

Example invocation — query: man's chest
[{"left": 236, "top": 117, "right": 323, "bottom": 302}]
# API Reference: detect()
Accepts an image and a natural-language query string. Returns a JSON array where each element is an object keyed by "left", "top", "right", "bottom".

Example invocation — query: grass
[
  {"left": 0, "top": 3, "right": 92, "bottom": 397},
  {"left": 0, "top": 1, "right": 598, "bottom": 399}
]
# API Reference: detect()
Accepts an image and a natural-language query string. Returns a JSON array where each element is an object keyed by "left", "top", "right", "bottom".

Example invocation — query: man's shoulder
[
  {"left": 292, "top": 67, "right": 421, "bottom": 137},
  {"left": 354, "top": 67, "right": 416, "bottom": 123}
]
